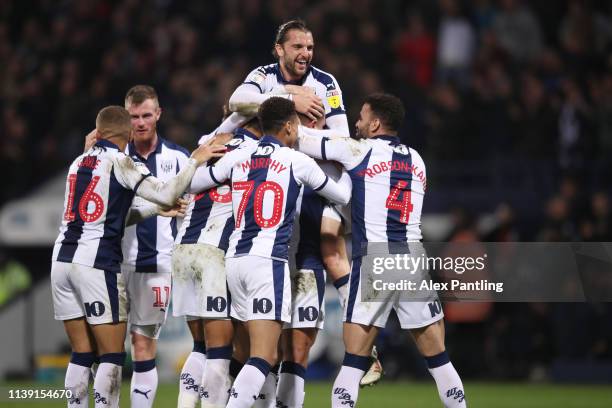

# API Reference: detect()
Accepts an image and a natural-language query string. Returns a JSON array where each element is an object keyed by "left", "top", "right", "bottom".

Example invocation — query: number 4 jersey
[
  {"left": 297, "top": 134, "right": 426, "bottom": 258},
  {"left": 189, "top": 135, "right": 351, "bottom": 262}
]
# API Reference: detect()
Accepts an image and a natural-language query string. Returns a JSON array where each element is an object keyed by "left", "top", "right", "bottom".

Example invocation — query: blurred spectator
[
  {"left": 394, "top": 12, "right": 435, "bottom": 88},
  {"left": 512, "top": 73, "right": 557, "bottom": 158},
  {"left": 436, "top": 0, "right": 475, "bottom": 87},
  {"left": 493, "top": 0, "right": 543, "bottom": 62},
  {"left": 538, "top": 195, "right": 575, "bottom": 241},
  {"left": 558, "top": 79, "right": 595, "bottom": 172}
]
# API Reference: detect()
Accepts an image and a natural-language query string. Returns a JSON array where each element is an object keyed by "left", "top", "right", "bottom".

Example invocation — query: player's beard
[
  {"left": 355, "top": 125, "right": 368, "bottom": 140},
  {"left": 283, "top": 57, "right": 309, "bottom": 79},
  {"left": 133, "top": 126, "right": 155, "bottom": 143}
]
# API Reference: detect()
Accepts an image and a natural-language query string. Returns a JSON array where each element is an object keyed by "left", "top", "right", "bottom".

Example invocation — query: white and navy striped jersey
[
  {"left": 298, "top": 134, "right": 426, "bottom": 258},
  {"left": 242, "top": 63, "right": 346, "bottom": 120},
  {"left": 121, "top": 137, "right": 189, "bottom": 273},
  {"left": 53, "top": 140, "right": 152, "bottom": 273},
  {"left": 177, "top": 128, "right": 259, "bottom": 250},
  {"left": 289, "top": 186, "right": 326, "bottom": 270},
  {"left": 189, "top": 135, "right": 351, "bottom": 262}
]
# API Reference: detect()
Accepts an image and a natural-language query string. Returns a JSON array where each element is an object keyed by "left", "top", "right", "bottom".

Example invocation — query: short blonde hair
[
  {"left": 95, "top": 106, "right": 132, "bottom": 138},
  {"left": 124, "top": 85, "right": 159, "bottom": 108}
]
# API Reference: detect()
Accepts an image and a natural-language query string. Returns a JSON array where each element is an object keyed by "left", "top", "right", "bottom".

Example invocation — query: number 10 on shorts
[{"left": 152, "top": 286, "right": 170, "bottom": 307}]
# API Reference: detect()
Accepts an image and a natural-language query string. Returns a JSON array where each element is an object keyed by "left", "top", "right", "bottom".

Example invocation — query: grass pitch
[{"left": 2, "top": 381, "right": 611, "bottom": 407}]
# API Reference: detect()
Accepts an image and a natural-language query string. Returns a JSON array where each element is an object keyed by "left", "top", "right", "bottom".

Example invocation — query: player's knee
[
  {"left": 130, "top": 327, "right": 158, "bottom": 360},
  {"left": 287, "top": 343, "right": 311, "bottom": 366}
]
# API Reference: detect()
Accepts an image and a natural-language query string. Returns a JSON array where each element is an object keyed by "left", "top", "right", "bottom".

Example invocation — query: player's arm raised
[
  {"left": 297, "top": 132, "right": 366, "bottom": 170},
  {"left": 295, "top": 153, "right": 352, "bottom": 206},
  {"left": 125, "top": 197, "right": 188, "bottom": 226},
  {"left": 188, "top": 144, "right": 251, "bottom": 193},
  {"left": 115, "top": 140, "right": 226, "bottom": 208}
]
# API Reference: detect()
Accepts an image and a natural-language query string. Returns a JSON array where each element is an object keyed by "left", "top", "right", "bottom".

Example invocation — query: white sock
[
  {"left": 227, "top": 358, "right": 270, "bottom": 408},
  {"left": 276, "top": 362, "right": 306, "bottom": 408},
  {"left": 426, "top": 352, "right": 466, "bottom": 407},
  {"left": 93, "top": 353, "right": 125, "bottom": 408},
  {"left": 178, "top": 342, "right": 207, "bottom": 408},
  {"left": 65, "top": 352, "right": 95, "bottom": 407},
  {"left": 200, "top": 345, "right": 232, "bottom": 407},
  {"left": 253, "top": 364, "right": 279, "bottom": 408},
  {"left": 130, "top": 359, "right": 158, "bottom": 408},
  {"left": 331, "top": 353, "right": 369, "bottom": 408}
]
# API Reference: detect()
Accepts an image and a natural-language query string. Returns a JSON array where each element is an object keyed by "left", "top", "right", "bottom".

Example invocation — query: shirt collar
[
  {"left": 95, "top": 139, "right": 120, "bottom": 150},
  {"left": 370, "top": 135, "right": 400, "bottom": 144},
  {"left": 128, "top": 136, "right": 163, "bottom": 159},
  {"left": 260, "top": 134, "right": 285, "bottom": 147},
  {"left": 234, "top": 127, "right": 259, "bottom": 141},
  {"left": 274, "top": 63, "right": 310, "bottom": 85}
]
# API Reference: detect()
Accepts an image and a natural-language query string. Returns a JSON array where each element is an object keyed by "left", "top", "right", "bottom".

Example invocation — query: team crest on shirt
[
  {"left": 326, "top": 89, "right": 341, "bottom": 109},
  {"left": 160, "top": 160, "right": 174, "bottom": 173},
  {"left": 393, "top": 145, "right": 409, "bottom": 155}
]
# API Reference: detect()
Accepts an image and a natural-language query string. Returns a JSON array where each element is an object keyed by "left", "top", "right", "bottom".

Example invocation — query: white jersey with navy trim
[
  {"left": 176, "top": 128, "right": 259, "bottom": 250},
  {"left": 53, "top": 140, "right": 152, "bottom": 273},
  {"left": 189, "top": 135, "right": 351, "bottom": 262},
  {"left": 242, "top": 63, "right": 346, "bottom": 120},
  {"left": 121, "top": 137, "right": 189, "bottom": 273},
  {"left": 298, "top": 134, "right": 426, "bottom": 258}
]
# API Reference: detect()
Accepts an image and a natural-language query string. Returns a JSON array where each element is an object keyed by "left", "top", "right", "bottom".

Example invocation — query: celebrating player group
[{"left": 51, "top": 19, "right": 466, "bottom": 408}]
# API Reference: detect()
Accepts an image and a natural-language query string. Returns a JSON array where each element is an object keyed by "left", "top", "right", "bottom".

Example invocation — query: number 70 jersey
[
  {"left": 298, "top": 134, "right": 426, "bottom": 258},
  {"left": 191, "top": 135, "right": 349, "bottom": 262}
]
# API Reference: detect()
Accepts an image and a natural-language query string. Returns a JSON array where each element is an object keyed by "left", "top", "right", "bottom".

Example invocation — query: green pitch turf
[{"left": 2, "top": 381, "right": 611, "bottom": 407}]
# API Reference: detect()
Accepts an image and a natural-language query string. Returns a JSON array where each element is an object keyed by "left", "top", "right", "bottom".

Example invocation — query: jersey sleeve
[
  {"left": 241, "top": 66, "right": 269, "bottom": 93},
  {"left": 198, "top": 112, "right": 253, "bottom": 145},
  {"left": 297, "top": 132, "right": 368, "bottom": 170},
  {"left": 189, "top": 148, "right": 243, "bottom": 193},
  {"left": 292, "top": 151, "right": 351, "bottom": 206},
  {"left": 113, "top": 153, "right": 199, "bottom": 207},
  {"left": 322, "top": 74, "right": 346, "bottom": 119},
  {"left": 229, "top": 67, "right": 292, "bottom": 115},
  {"left": 112, "top": 154, "right": 152, "bottom": 191}
]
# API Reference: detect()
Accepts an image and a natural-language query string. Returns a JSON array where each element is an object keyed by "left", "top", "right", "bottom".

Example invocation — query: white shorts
[
  {"left": 343, "top": 257, "right": 444, "bottom": 329},
  {"left": 226, "top": 255, "right": 291, "bottom": 323},
  {"left": 284, "top": 268, "right": 326, "bottom": 330},
  {"left": 122, "top": 264, "right": 171, "bottom": 338},
  {"left": 172, "top": 243, "right": 230, "bottom": 319},
  {"left": 322, "top": 203, "right": 351, "bottom": 235},
  {"left": 51, "top": 261, "right": 127, "bottom": 325}
]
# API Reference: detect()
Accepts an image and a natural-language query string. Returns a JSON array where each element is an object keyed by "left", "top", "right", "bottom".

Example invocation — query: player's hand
[
  {"left": 84, "top": 129, "right": 97, "bottom": 152},
  {"left": 190, "top": 138, "right": 226, "bottom": 165},
  {"left": 159, "top": 197, "right": 188, "bottom": 217},
  {"left": 284, "top": 84, "right": 315, "bottom": 96},
  {"left": 293, "top": 93, "right": 325, "bottom": 121},
  {"left": 212, "top": 132, "right": 233, "bottom": 146}
]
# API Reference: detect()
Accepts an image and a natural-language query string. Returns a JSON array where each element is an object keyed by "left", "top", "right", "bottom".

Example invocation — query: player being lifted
[
  {"left": 51, "top": 106, "right": 224, "bottom": 408},
  {"left": 189, "top": 97, "right": 352, "bottom": 408},
  {"left": 173, "top": 118, "right": 262, "bottom": 408},
  {"left": 298, "top": 94, "right": 467, "bottom": 407},
  {"left": 212, "top": 18, "right": 382, "bottom": 385}
]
